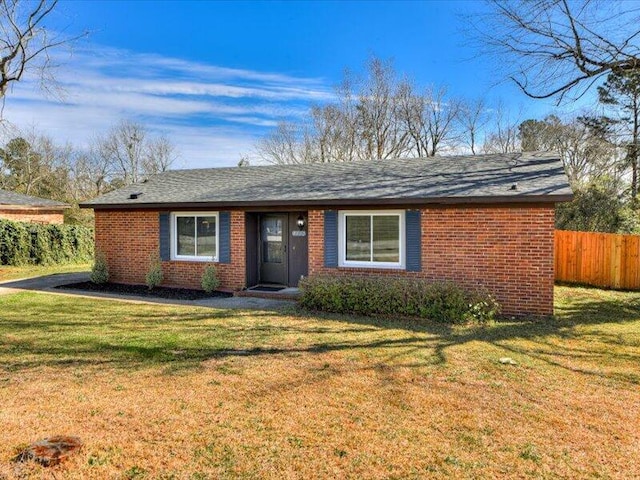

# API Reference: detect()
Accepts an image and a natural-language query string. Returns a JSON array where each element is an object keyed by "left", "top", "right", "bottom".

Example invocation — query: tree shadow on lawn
[
  {"left": 1, "top": 291, "right": 638, "bottom": 385},
  {"left": 284, "top": 293, "right": 640, "bottom": 385}
]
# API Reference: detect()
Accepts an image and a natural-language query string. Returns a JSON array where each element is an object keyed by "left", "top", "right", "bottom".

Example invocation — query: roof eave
[
  {"left": 80, "top": 193, "right": 574, "bottom": 210},
  {"left": 0, "top": 203, "right": 69, "bottom": 210}
]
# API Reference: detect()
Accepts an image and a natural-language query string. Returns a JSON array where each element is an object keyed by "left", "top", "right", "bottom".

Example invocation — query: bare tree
[
  {"left": 256, "top": 121, "right": 314, "bottom": 165},
  {"left": 559, "top": 118, "right": 619, "bottom": 187},
  {"left": 482, "top": 102, "right": 521, "bottom": 153},
  {"left": 458, "top": 98, "right": 489, "bottom": 155},
  {"left": 256, "top": 56, "right": 464, "bottom": 164},
  {"left": 95, "top": 120, "right": 177, "bottom": 185},
  {"left": 70, "top": 139, "right": 114, "bottom": 198},
  {"left": 311, "top": 104, "right": 356, "bottom": 163},
  {"left": 30, "top": 131, "right": 70, "bottom": 198},
  {"left": 324, "top": 77, "right": 359, "bottom": 161},
  {"left": 144, "top": 135, "right": 176, "bottom": 174},
  {"left": 400, "top": 84, "right": 461, "bottom": 157},
  {"left": 0, "top": 0, "right": 85, "bottom": 101},
  {"left": 472, "top": 0, "right": 640, "bottom": 103},
  {"left": 97, "top": 120, "right": 146, "bottom": 184},
  {"left": 519, "top": 114, "right": 619, "bottom": 186},
  {"left": 354, "top": 58, "right": 411, "bottom": 160}
]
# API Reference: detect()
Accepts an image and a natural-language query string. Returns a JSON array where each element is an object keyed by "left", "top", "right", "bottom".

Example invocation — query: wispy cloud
[{"left": 1, "top": 44, "right": 332, "bottom": 167}]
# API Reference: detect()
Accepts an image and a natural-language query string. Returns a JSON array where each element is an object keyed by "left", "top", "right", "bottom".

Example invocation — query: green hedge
[
  {"left": 299, "top": 275, "right": 501, "bottom": 324},
  {"left": 0, "top": 218, "right": 93, "bottom": 266}
]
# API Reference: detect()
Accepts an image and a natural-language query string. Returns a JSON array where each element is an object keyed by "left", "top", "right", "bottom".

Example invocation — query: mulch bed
[{"left": 56, "top": 282, "right": 233, "bottom": 300}]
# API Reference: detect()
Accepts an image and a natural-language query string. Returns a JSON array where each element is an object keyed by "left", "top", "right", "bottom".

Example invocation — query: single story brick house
[
  {"left": 81, "top": 152, "right": 573, "bottom": 316},
  {"left": 0, "top": 188, "right": 68, "bottom": 224}
]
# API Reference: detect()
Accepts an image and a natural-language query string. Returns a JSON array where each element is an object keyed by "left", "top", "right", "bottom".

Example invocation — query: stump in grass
[{"left": 13, "top": 436, "right": 82, "bottom": 466}]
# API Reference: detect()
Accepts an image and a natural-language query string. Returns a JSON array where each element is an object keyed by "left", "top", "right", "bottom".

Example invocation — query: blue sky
[{"left": 4, "top": 0, "right": 577, "bottom": 168}]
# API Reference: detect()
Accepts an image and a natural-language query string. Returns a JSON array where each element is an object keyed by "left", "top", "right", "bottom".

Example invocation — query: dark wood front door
[{"left": 259, "top": 214, "right": 287, "bottom": 285}]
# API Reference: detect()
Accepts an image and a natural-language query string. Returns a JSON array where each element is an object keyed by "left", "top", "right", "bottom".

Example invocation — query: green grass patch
[{"left": 0, "top": 262, "right": 91, "bottom": 283}]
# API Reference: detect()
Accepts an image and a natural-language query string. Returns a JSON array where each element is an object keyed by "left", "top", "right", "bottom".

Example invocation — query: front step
[{"left": 235, "top": 287, "right": 300, "bottom": 301}]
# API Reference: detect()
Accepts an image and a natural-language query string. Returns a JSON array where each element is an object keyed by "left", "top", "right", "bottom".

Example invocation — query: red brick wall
[
  {"left": 94, "top": 204, "right": 555, "bottom": 315},
  {"left": 0, "top": 208, "right": 64, "bottom": 224},
  {"left": 94, "top": 209, "right": 246, "bottom": 290},
  {"left": 308, "top": 205, "right": 556, "bottom": 316}
]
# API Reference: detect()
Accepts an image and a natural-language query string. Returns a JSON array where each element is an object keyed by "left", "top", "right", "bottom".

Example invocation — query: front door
[{"left": 259, "top": 214, "right": 287, "bottom": 285}]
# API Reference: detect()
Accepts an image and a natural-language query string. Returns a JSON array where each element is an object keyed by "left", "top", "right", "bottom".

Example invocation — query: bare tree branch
[
  {"left": 0, "top": 0, "right": 87, "bottom": 105},
  {"left": 469, "top": 0, "right": 640, "bottom": 103}
]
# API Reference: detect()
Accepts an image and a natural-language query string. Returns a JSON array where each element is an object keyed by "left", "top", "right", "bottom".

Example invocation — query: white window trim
[
  {"left": 171, "top": 212, "right": 220, "bottom": 262},
  {"left": 338, "top": 210, "right": 405, "bottom": 269}
]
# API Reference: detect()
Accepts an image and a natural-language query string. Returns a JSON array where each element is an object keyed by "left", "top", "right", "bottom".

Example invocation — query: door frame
[{"left": 258, "top": 213, "right": 289, "bottom": 286}]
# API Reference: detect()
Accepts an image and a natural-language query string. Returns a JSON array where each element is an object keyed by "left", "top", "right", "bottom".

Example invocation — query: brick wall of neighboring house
[
  {"left": 307, "top": 205, "right": 556, "bottom": 316},
  {"left": 94, "top": 209, "right": 246, "bottom": 290},
  {"left": 0, "top": 208, "right": 65, "bottom": 224}
]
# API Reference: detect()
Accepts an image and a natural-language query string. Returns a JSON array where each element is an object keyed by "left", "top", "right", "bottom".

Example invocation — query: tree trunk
[{"left": 633, "top": 103, "right": 639, "bottom": 200}]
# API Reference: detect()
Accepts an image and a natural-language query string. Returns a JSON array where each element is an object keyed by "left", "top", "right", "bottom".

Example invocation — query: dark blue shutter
[
  {"left": 159, "top": 212, "right": 170, "bottom": 261},
  {"left": 405, "top": 210, "right": 421, "bottom": 272},
  {"left": 324, "top": 210, "right": 338, "bottom": 268},
  {"left": 219, "top": 211, "right": 231, "bottom": 263}
]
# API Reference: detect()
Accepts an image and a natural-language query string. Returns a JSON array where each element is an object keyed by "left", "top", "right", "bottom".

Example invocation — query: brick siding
[
  {"left": 0, "top": 208, "right": 64, "bottom": 224},
  {"left": 308, "top": 205, "right": 555, "bottom": 316},
  {"left": 95, "top": 204, "right": 555, "bottom": 316},
  {"left": 94, "top": 209, "right": 246, "bottom": 290}
]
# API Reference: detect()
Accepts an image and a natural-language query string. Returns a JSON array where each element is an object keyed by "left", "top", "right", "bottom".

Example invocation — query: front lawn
[{"left": 0, "top": 286, "right": 638, "bottom": 478}]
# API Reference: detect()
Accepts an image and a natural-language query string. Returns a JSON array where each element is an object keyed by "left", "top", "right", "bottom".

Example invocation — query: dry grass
[
  {"left": 0, "top": 286, "right": 638, "bottom": 479},
  {"left": 0, "top": 263, "right": 90, "bottom": 283}
]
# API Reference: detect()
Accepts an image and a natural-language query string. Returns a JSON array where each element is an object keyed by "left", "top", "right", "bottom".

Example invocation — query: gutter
[
  {"left": 80, "top": 194, "right": 574, "bottom": 210},
  {"left": 0, "top": 204, "right": 70, "bottom": 210}
]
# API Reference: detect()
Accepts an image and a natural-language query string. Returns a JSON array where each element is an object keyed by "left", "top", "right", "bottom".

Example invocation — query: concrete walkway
[{"left": 0, "top": 272, "right": 297, "bottom": 311}]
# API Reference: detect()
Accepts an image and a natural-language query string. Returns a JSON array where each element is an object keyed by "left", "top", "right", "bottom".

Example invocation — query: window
[
  {"left": 339, "top": 210, "right": 404, "bottom": 268},
  {"left": 172, "top": 212, "right": 219, "bottom": 261}
]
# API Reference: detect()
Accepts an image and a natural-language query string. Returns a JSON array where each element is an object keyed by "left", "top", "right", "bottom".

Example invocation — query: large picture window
[
  {"left": 172, "top": 212, "right": 219, "bottom": 261},
  {"left": 339, "top": 211, "right": 404, "bottom": 268}
]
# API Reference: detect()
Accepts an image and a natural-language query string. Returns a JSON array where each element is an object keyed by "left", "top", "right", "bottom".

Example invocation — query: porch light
[{"left": 296, "top": 215, "right": 305, "bottom": 230}]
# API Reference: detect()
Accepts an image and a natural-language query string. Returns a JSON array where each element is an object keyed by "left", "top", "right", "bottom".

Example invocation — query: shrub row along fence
[
  {"left": 0, "top": 218, "right": 94, "bottom": 266},
  {"left": 555, "top": 229, "right": 640, "bottom": 290}
]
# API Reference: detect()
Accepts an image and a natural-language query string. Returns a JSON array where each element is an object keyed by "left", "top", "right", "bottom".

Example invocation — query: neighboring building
[
  {"left": 81, "top": 152, "right": 573, "bottom": 316},
  {"left": 0, "top": 189, "right": 69, "bottom": 224}
]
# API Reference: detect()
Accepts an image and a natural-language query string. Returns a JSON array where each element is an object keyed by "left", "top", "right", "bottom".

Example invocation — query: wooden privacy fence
[{"left": 555, "top": 230, "right": 640, "bottom": 290}]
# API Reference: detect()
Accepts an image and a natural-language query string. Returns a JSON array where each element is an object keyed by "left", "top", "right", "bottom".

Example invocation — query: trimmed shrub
[
  {"left": 30, "top": 224, "right": 55, "bottom": 265},
  {"left": 0, "top": 219, "right": 31, "bottom": 265},
  {"left": 67, "top": 225, "right": 94, "bottom": 261},
  {"left": 90, "top": 250, "right": 109, "bottom": 284},
  {"left": 145, "top": 252, "right": 164, "bottom": 290},
  {"left": 299, "top": 276, "right": 501, "bottom": 324},
  {"left": 0, "top": 218, "right": 93, "bottom": 266},
  {"left": 201, "top": 264, "right": 220, "bottom": 293}
]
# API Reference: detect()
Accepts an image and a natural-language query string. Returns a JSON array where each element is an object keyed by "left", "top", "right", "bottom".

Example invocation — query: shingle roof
[
  {"left": 81, "top": 152, "right": 573, "bottom": 209},
  {"left": 0, "top": 188, "right": 69, "bottom": 208}
]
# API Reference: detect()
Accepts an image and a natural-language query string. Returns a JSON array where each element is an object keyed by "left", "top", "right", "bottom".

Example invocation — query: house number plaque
[{"left": 292, "top": 231, "right": 306, "bottom": 237}]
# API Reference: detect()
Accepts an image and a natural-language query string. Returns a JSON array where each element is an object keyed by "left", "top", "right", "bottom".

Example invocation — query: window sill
[
  {"left": 338, "top": 263, "right": 405, "bottom": 271},
  {"left": 170, "top": 257, "right": 219, "bottom": 263}
]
